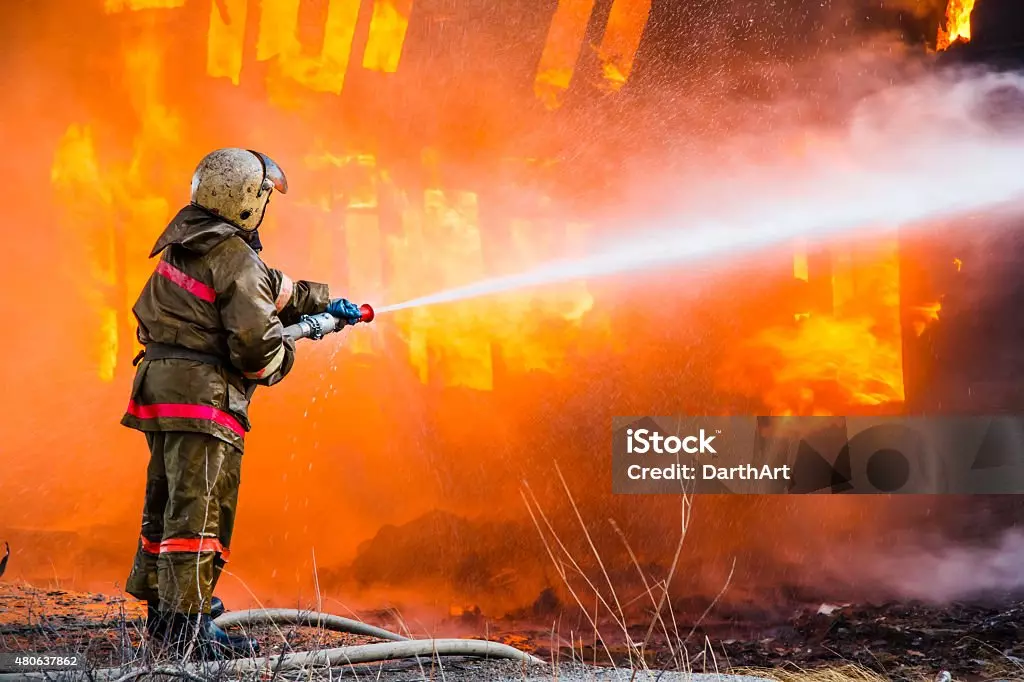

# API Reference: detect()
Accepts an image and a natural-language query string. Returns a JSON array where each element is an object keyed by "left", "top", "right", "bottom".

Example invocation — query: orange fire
[
  {"left": 51, "top": 126, "right": 120, "bottom": 383},
  {"left": 595, "top": 0, "right": 652, "bottom": 91},
  {"left": 722, "top": 241, "right": 905, "bottom": 416},
  {"left": 261, "top": 0, "right": 362, "bottom": 95},
  {"left": 910, "top": 301, "right": 942, "bottom": 336},
  {"left": 936, "top": 0, "right": 977, "bottom": 51},
  {"left": 534, "top": 0, "right": 652, "bottom": 108},
  {"left": 363, "top": 0, "right": 412, "bottom": 73},
  {"left": 0, "top": 0, "right": 944, "bottom": 619},
  {"left": 534, "top": 0, "right": 596, "bottom": 109}
]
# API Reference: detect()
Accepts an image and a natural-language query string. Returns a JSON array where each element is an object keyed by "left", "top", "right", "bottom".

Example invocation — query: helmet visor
[{"left": 250, "top": 150, "right": 288, "bottom": 195}]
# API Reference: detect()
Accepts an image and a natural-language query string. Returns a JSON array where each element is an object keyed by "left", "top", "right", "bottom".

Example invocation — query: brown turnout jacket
[{"left": 121, "top": 205, "right": 330, "bottom": 452}]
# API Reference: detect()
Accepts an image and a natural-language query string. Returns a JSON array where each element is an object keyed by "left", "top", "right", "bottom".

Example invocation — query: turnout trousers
[{"left": 125, "top": 431, "right": 241, "bottom": 615}]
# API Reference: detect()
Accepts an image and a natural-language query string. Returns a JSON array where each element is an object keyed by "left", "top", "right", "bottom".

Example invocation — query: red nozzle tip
[{"left": 359, "top": 303, "right": 375, "bottom": 323}]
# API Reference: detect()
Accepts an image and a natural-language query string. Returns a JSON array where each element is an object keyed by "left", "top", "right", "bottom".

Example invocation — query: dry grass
[
  {"left": 3, "top": 580, "right": 1020, "bottom": 681},
  {"left": 516, "top": 463, "right": 1024, "bottom": 682},
  {"left": 4, "top": 467, "right": 1022, "bottom": 681},
  {"left": 734, "top": 665, "right": 896, "bottom": 682},
  {"left": 521, "top": 459, "right": 712, "bottom": 677}
]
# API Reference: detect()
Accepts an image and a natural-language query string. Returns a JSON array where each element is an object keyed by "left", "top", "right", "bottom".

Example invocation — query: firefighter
[{"left": 122, "top": 148, "right": 363, "bottom": 659}]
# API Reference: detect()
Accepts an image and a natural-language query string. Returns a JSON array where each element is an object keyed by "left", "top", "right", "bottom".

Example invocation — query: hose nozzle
[{"left": 283, "top": 302, "right": 375, "bottom": 342}]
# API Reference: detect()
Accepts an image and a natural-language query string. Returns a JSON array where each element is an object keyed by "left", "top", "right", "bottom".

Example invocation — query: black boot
[
  {"left": 142, "top": 602, "right": 169, "bottom": 659},
  {"left": 210, "top": 596, "right": 226, "bottom": 620},
  {"left": 144, "top": 603, "right": 167, "bottom": 640},
  {"left": 165, "top": 613, "right": 259, "bottom": 660},
  {"left": 202, "top": 615, "right": 259, "bottom": 659},
  {"left": 207, "top": 598, "right": 251, "bottom": 655}
]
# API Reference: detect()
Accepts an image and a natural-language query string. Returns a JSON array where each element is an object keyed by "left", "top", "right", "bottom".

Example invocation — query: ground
[{"left": 1, "top": 583, "right": 1023, "bottom": 681}]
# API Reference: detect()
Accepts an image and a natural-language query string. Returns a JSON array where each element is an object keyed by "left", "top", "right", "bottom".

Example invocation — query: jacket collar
[{"left": 150, "top": 204, "right": 261, "bottom": 257}]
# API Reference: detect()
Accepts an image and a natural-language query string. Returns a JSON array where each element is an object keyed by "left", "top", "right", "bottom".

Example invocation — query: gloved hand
[{"left": 326, "top": 298, "right": 363, "bottom": 325}]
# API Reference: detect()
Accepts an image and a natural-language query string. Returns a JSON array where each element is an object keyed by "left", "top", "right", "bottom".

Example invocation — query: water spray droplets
[{"left": 374, "top": 73, "right": 1024, "bottom": 315}]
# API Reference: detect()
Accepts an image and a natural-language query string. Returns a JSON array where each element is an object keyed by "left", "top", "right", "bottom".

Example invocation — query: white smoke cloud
[{"left": 868, "top": 528, "right": 1024, "bottom": 602}]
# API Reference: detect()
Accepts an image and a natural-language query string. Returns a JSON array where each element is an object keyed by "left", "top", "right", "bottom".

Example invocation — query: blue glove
[{"left": 326, "top": 298, "right": 363, "bottom": 325}]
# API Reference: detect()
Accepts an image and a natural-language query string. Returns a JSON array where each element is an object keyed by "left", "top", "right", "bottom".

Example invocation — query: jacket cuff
[{"left": 304, "top": 281, "right": 332, "bottom": 314}]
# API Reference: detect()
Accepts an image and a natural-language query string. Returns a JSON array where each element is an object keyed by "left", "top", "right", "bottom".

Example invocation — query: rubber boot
[
  {"left": 204, "top": 616, "right": 259, "bottom": 658},
  {"left": 144, "top": 603, "right": 167, "bottom": 640},
  {"left": 210, "top": 596, "right": 226, "bottom": 620},
  {"left": 207, "top": 598, "right": 250, "bottom": 654},
  {"left": 142, "top": 603, "right": 169, "bottom": 660},
  {"left": 165, "top": 613, "right": 259, "bottom": 660}
]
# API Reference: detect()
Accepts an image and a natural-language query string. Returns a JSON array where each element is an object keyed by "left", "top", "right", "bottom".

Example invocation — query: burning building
[{"left": 1, "top": 0, "right": 1023, "bottom": 625}]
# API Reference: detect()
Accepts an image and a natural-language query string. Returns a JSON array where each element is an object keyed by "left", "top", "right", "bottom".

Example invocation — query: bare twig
[
  {"left": 641, "top": 495, "right": 691, "bottom": 650},
  {"left": 554, "top": 462, "right": 634, "bottom": 667},
  {"left": 519, "top": 485, "right": 617, "bottom": 668}
]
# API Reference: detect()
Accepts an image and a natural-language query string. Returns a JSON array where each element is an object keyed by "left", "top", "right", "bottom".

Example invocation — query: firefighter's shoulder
[
  {"left": 208, "top": 235, "right": 269, "bottom": 273},
  {"left": 206, "top": 235, "right": 272, "bottom": 291}
]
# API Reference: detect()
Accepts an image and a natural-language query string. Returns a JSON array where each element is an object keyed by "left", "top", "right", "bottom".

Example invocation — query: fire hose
[
  {"left": 211, "top": 608, "right": 407, "bottom": 640},
  {"left": 0, "top": 608, "right": 545, "bottom": 680}
]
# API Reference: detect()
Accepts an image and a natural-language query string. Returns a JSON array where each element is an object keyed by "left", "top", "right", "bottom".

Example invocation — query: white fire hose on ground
[{"left": 0, "top": 607, "right": 545, "bottom": 680}]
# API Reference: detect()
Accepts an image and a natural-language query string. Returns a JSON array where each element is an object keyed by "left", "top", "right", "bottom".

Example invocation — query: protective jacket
[{"left": 121, "top": 204, "right": 330, "bottom": 452}]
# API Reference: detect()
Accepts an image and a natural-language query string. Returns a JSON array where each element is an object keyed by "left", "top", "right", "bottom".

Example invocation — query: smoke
[
  {"left": 854, "top": 521, "right": 1024, "bottom": 603},
  {"left": 891, "top": 530, "right": 1024, "bottom": 601}
]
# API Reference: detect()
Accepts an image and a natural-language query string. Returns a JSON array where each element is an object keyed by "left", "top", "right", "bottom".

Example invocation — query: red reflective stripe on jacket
[
  {"left": 126, "top": 400, "right": 245, "bottom": 438},
  {"left": 156, "top": 260, "right": 216, "bottom": 303},
  {"left": 139, "top": 536, "right": 230, "bottom": 560},
  {"left": 274, "top": 274, "right": 294, "bottom": 312}
]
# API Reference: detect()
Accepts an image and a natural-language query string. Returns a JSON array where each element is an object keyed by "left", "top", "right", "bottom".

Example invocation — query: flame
[
  {"left": 379, "top": 175, "right": 596, "bottom": 385},
  {"left": 723, "top": 240, "right": 905, "bottom": 416},
  {"left": 363, "top": 0, "right": 412, "bottom": 73},
  {"left": 500, "top": 219, "right": 596, "bottom": 374},
  {"left": 534, "top": 0, "right": 651, "bottom": 107},
  {"left": 5, "top": 0, "right": 953, "bottom": 617},
  {"left": 419, "top": 189, "right": 493, "bottom": 390},
  {"left": 910, "top": 301, "right": 942, "bottom": 336},
  {"left": 49, "top": 18, "right": 178, "bottom": 380},
  {"left": 752, "top": 315, "right": 905, "bottom": 415},
  {"left": 936, "top": 0, "right": 977, "bottom": 51},
  {"left": 50, "top": 126, "right": 119, "bottom": 382},
  {"left": 534, "top": 0, "right": 596, "bottom": 109},
  {"left": 257, "top": 0, "right": 362, "bottom": 96},
  {"left": 596, "top": 0, "right": 652, "bottom": 91},
  {"left": 207, "top": 0, "right": 248, "bottom": 85}
]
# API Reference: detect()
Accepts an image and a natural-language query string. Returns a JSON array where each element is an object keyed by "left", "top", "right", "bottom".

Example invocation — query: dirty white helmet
[{"left": 190, "top": 148, "right": 288, "bottom": 231}]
